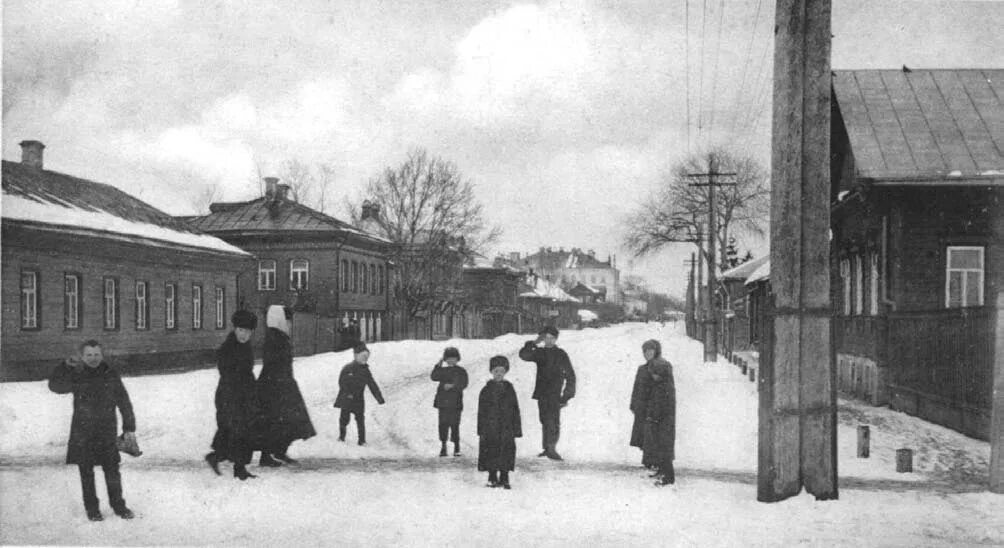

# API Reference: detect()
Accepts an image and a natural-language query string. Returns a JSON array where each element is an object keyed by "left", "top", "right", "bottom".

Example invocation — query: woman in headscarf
[
  {"left": 257, "top": 305, "right": 316, "bottom": 466},
  {"left": 641, "top": 339, "right": 676, "bottom": 486}
]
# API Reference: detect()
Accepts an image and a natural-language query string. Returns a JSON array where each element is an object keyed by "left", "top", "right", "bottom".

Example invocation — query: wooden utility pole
[
  {"left": 758, "top": 0, "right": 837, "bottom": 502},
  {"left": 688, "top": 156, "right": 736, "bottom": 363},
  {"left": 685, "top": 254, "right": 697, "bottom": 336}
]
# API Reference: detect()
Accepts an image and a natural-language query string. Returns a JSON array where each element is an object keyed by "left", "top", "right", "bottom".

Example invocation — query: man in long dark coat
[
  {"left": 206, "top": 310, "right": 261, "bottom": 480},
  {"left": 630, "top": 356, "right": 655, "bottom": 468},
  {"left": 258, "top": 305, "right": 316, "bottom": 466},
  {"left": 642, "top": 339, "right": 676, "bottom": 486},
  {"left": 49, "top": 339, "right": 136, "bottom": 521},
  {"left": 518, "top": 325, "right": 576, "bottom": 460},
  {"left": 334, "top": 343, "right": 385, "bottom": 445}
]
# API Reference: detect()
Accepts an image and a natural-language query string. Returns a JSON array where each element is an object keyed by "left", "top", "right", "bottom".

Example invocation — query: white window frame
[
  {"left": 165, "top": 283, "right": 177, "bottom": 329},
  {"left": 853, "top": 255, "right": 863, "bottom": 315},
  {"left": 869, "top": 252, "right": 879, "bottom": 316},
  {"left": 136, "top": 281, "right": 148, "bottom": 330},
  {"left": 103, "top": 277, "right": 118, "bottom": 330},
  {"left": 290, "top": 259, "right": 309, "bottom": 291},
  {"left": 945, "top": 246, "right": 984, "bottom": 308},
  {"left": 192, "top": 285, "right": 203, "bottom": 329},
  {"left": 839, "top": 258, "right": 851, "bottom": 316},
  {"left": 259, "top": 260, "right": 277, "bottom": 291},
  {"left": 215, "top": 287, "right": 225, "bottom": 329},
  {"left": 64, "top": 274, "right": 80, "bottom": 329},
  {"left": 21, "top": 271, "right": 38, "bottom": 329}
]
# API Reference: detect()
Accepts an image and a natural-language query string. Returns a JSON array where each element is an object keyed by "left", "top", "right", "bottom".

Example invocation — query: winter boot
[
  {"left": 453, "top": 442, "right": 462, "bottom": 457},
  {"left": 439, "top": 442, "right": 448, "bottom": 457},
  {"left": 545, "top": 445, "right": 563, "bottom": 461},
  {"left": 274, "top": 453, "right": 298, "bottom": 465},
  {"left": 205, "top": 452, "right": 221, "bottom": 476},
  {"left": 113, "top": 506, "right": 135, "bottom": 520},
  {"left": 338, "top": 425, "right": 347, "bottom": 442},
  {"left": 234, "top": 465, "right": 257, "bottom": 480},
  {"left": 487, "top": 470, "right": 499, "bottom": 488},
  {"left": 86, "top": 508, "right": 104, "bottom": 522},
  {"left": 259, "top": 453, "right": 283, "bottom": 467},
  {"left": 537, "top": 450, "right": 548, "bottom": 458},
  {"left": 500, "top": 471, "right": 511, "bottom": 490}
]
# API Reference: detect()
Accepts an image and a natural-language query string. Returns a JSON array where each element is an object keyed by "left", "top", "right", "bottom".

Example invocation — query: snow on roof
[
  {"left": 3, "top": 193, "right": 251, "bottom": 256},
  {"left": 721, "top": 255, "right": 769, "bottom": 280},
  {"left": 745, "top": 260, "right": 771, "bottom": 285},
  {"left": 518, "top": 276, "right": 579, "bottom": 302},
  {"left": 577, "top": 309, "right": 599, "bottom": 321}
]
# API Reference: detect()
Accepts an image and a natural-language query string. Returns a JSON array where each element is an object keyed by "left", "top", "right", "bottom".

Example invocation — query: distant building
[
  {"left": 2, "top": 141, "right": 251, "bottom": 381},
  {"left": 501, "top": 247, "right": 621, "bottom": 304},
  {"left": 183, "top": 179, "right": 392, "bottom": 353}
]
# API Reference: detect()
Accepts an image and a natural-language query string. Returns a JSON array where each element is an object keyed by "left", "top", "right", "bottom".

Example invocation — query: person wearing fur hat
[
  {"left": 257, "top": 305, "right": 317, "bottom": 467},
  {"left": 517, "top": 325, "right": 576, "bottom": 460},
  {"left": 333, "top": 343, "right": 385, "bottom": 445},
  {"left": 477, "top": 356, "right": 522, "bottom": 489},
  {"left": 431, "top": 347, "right": 469, "bottom": 457},
  {"left": 49, "top": 339, "right": 137, "bottom": 521},
  {"left": 641, "top": 339, "right": 676, "bottom": 486},
  {"left": 205, "top": 309, "right": 261, "bottom": 481}
]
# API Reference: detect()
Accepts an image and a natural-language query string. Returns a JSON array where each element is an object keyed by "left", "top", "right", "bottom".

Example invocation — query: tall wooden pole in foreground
[
  {"left": 758, "top": 0, "right": 837, "bottom": 502},
  {"left": 991, "top": 293, "right": 1004, "bottom": 493}
]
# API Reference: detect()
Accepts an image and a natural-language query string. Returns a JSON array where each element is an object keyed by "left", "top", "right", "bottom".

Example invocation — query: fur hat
[
  {"left": 642, "top": 339, "right": 662, "bottom": 357},
  {"left": 489, "top": 355, "right": 510, "bottom": 372},
  {"left": 539, "top": 325, "right": 559, "bottom": 338},
  {"left": 443, "top": 347, "right": 461, "bottom": 361},
  {"left": 353, "top": 342, "right": 370, "bottom": 355},
  {"left": 231, "top": 310, "right": 258, "bottom": 330}
]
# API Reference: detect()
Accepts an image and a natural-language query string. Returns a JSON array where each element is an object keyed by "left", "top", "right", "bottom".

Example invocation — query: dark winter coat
[
  {"left": 48, "top": 361, "right": 135, "bottom": 466},
  {"left": 431, "top": 363, "right": 469, "bottom": 410},
  {"left": 258, "top": 328, "right": 317, "bottom": 446},
  {"left": 214, "top": 332, "right": 262, "bottom": 441},
  {"left": 518, "top": 341, "right": 577, "bottom": 403},
  {"left": 477, "top": 380, "right": 522, "bottom": 472},
  {"left": 629, "top": 364, "right": 653, "bottom": 449},
  {"left": 334, "top": 361, "right": 385, "bottom": 412},
  {"left": 643, "top": 358, "right": 676, "bottom": 463}
]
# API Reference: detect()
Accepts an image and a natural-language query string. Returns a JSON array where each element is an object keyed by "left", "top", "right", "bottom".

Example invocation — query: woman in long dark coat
[
  {"left": 641, "top": 339, "right": 676, "bottom": 486},
  {"left": 258, "top": 305, "right": 317, "bottom": 466},
  {"left": 206, "top": 310, "right": 261, "bottom": 480},
  {"left": 629, "top": 359, "right": 654, "bottom": 468},
  {"left": 477, "top": 356, "right": 522, "bottom": 489}
]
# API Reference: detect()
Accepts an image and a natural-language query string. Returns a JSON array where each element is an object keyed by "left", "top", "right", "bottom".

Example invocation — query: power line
[
  {"left": 728, "top": 0, "right": 764, "bottom": 140},
  {"left": 685, "top": 0, "right": 691, "bottom": 155},
  {"left": 707, "top": 0, "right": 727, "bottom": 148},
  {"left": 697, "top": 0, "right": 709, "bottom": 144}
]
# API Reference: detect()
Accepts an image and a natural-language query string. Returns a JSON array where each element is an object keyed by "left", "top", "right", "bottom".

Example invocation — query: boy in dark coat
[
  {"left": 642, "top": 339, "right": 677, "bottom": 486},
  {"left": 206, "top": 310, "right": 261, "bottom": 480},
  {"left": 517, "top": 325, "right": 576, "bottom": 460},
  {"left": 258, "top": 305, "right": 316, "bottom": 467},
  {"left": 49, "top": 340, "right": 136, "bottom": 521},
  {"left": 334, "top": 343, "right": 385, "bottom": 445},
  {"left": 477, "top": 355, "right": 522, "bottom": 489},
  {"left": 630, "top": 358, "right": 655, "bottom": 468},
  {"left": 431, "top": 347, "right": 469, "bottom": 457}
]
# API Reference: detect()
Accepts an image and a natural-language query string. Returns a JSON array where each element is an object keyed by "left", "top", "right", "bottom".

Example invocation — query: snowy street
[{"left": 1, "top": 323, "right": 1001, "bottom": 547}]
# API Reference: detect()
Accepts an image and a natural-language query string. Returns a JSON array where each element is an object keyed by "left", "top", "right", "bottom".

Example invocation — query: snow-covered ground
[{"left": 1, "top": 322, "right": 1001, "bottom": 547}]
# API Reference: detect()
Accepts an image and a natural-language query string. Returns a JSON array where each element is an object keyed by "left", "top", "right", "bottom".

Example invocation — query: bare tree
[
  {"left": 188, "top": 181, "right": 224, "bottom": 214},
  {"left": 623, "top": 147, "right": 768, "bottom": 269},
  {"left": 277, "top": 159, "right": 315, "bottom": 205},
  {"left": 349, "top": 148, "right": 501, "bottom": 318}
]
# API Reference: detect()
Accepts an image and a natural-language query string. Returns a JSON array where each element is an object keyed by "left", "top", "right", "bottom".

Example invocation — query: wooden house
[
  {"left": 719, "top": 256, "right": 769, "bottom": 356},
  {"left": 1, "top": 141, "right": 252, "bottom": 381},
  {"left": 461, "top": 260, "right": 524, "bottom": 338},
  {"left": 830, "top": 68, "right": 1002, "bottom": 438},
  {"left": 183, "top": 179, "right": 392, "bottom": 354}
]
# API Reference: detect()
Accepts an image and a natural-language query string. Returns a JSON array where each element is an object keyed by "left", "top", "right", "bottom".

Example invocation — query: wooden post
[
  {"left": 758, "top": 0, "right": 837, "bottom": 502},
  {"left": 991, "top": 292, "right": 1004, "bottom": 493},
  {"left": 857, "top": 425, "right": 870, "bottom": 458},
  {"left": 706, "top": 156, "right": 718, "bottom": 363}
]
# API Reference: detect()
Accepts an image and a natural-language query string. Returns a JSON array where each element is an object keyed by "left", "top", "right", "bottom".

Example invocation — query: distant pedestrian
[
  {"left": 518, "top": 326, "right": 576, "bottom": 460},
  {"left": 431, "top": 347, "right": 469, "bottom": 457},
  {"left": 257, "top": 305, "right": 317, "bottom": 467},
  {"left": 49, "top": 340, "right": 137, "bottom": 521},
  {"left": 641, "top": 339, "right": 676, "bottom": 486},
  {"left": 630, "top": 355, "right": 655, "bottom": 468},
  {"left": 333, "top": 343, "right": 385, "bottom": 445},
  {"left": 477, "top": 355, "right": 522, "bottom": 490},
  {"left": 205, "top": 310, "right": 261, "bottom": 481}
]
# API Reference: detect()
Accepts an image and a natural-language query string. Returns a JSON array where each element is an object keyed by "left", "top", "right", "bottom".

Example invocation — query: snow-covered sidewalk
[{"left": 1, "top": 323, "right": 1001, "bottom": 547}]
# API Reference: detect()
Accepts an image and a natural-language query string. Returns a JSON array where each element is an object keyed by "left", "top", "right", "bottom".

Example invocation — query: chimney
[
  {"left": 264, "top": 177, "right": 279, "bottom": 199},
  {"left": 19, "top": 140, "right": 45, "bottom": 169},
  {"left": 509, "top": 252, "right": 520, "bottom": 263},
  {"left": 277, "top": 184, "right": 291, "bottom": 202},
  {"left": 361, "top": 200, "right": 381, "bottom": 222}
]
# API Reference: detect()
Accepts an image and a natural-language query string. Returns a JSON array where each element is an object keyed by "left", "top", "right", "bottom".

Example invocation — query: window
[
  {"left": 135, "top": 281, "right": 149, "bottom": 330},
  {"left": 869, "top": 252, "right": 879, "bottom": 316},
  {"left": 377, "top": 265, "right": 384, "bottom": 295},
  {"left": 362, "top": 263, "right": 370, "bottom": 295},
  {"left": 258, "top": 260, "right": 277, "bottom": 291},
  {"left": 192, "top": 284, "right": 203, "bottom": 329},
  {"left": 946, "top": 246, "right": 984, "bottom": 308},
  {"left": 103, "top": 277, "right": 119, "bottom": 330},
  {"left": 370, "top": 265, "right": 377, "bottom": 295},
  {"left": 341, "top": 259, "right": 350, "bottom": 292},
  {"left": 21, "top": 271, "right": 39, "bottom": 330},
  {"left": 165, "top": 283, "right": 177, "bottom": 330},
  {"left": 853, "top": 255, "right": 863, "bottom": 315},
  {"left": 352, "top": 261, "right": 359, "bottom": 293},
  {"left": 290, "top": 259, "right": 309, "bottom": 291},
  {"left": 215, "top": 287, "right": 226, "bottom": 329},
  {"left": 839, "top": 258, "right": 851, "bottom": 316},
  {"left": 64, "top": 274, "right": 80, "bottom": 329}
]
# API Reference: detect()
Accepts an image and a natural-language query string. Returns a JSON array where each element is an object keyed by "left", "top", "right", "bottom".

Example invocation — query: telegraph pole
[
  {"left": 688, "top": 155, "right": 736, "bottom": 363},
  {"left": 684, "top": 254, "right": 697, "bottom": 336}
]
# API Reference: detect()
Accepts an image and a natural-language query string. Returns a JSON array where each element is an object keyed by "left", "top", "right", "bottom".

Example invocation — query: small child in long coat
[
  {"left": 49, "top": 340, "right": 137, "bottom": 521},
  {"left": 333, "top": 343, "right": 385, "bottom": 445},
  {"left": 477, "top": 355, "right": 522, "bottom": 489},
  {"left": 431, "top": 346, "right": 469, "bottom": 457}
]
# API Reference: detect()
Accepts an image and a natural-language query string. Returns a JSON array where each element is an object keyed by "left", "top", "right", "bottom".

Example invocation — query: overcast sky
[{"left": 3, "top": 0, "right": 1002, "bottom": 295}]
